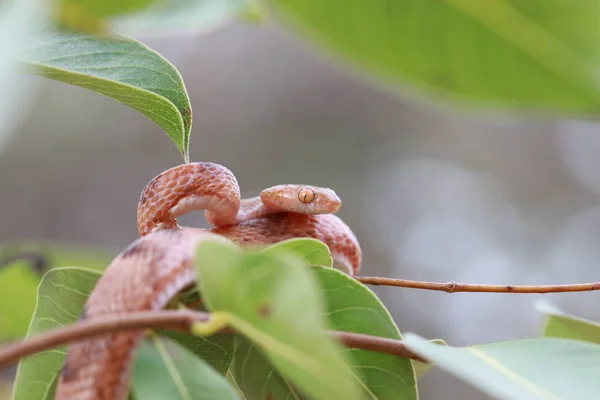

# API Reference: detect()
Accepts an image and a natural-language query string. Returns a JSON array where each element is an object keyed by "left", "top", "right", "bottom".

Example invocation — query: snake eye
[{"left": 298, "top": 188, "right": 315, "bottom": 204}]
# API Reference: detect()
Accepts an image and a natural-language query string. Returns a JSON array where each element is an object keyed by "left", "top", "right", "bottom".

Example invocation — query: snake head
[{"left": 260, "top": 184, "right": 341, "bottom": 215}]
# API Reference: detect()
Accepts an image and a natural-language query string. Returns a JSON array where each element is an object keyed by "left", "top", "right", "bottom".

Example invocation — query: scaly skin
[{"left": 55, "top": 162, "right": 361, "bottom": 400}]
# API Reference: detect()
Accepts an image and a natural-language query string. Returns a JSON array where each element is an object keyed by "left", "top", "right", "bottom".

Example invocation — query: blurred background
[{"left": 1, "top": 15, "right": 599, "bottom": 400}]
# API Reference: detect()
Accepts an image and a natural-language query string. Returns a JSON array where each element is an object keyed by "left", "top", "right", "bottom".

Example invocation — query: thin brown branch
[
  {"left": 0, "top": 310, "right": 425, "bottom": 371},
  {"left": 0, "top": 310, "right": 211, "bottom": 370},
  {"left": 356, "top": 276, "right": 600, "bottom": 293},
  {"left": 330, "top": 330, "right": 425, "bottom": 362}
]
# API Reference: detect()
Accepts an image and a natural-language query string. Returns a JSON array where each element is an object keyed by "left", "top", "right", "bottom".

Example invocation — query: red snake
[{"left": 54, "top": 162, "right": 362, "bottom": 400}]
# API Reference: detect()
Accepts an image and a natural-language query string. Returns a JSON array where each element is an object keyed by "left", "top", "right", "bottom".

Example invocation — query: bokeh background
[{"left": 1, "top": 19, "right": 599, "bottom": 400}]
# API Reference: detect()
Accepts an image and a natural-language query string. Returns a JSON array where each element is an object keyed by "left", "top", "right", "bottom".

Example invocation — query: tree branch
[
  {"left": 356, "top": 276, "right": 600, "bottom": 293},
  {"left": 0, "top": 309, "right": 425, "bottom": 371},
  {"left": 330, "top": 330, "right": 425, "bottom": 361}
]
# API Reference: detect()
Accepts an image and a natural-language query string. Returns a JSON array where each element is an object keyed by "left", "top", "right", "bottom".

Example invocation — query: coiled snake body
[{"left": 55, "top": 162, "right": 362, "bottom": 400}]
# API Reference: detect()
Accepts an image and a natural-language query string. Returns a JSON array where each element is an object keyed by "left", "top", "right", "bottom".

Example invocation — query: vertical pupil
[{"left": 299, "top": 189, "right": 311, "bottom": 203}]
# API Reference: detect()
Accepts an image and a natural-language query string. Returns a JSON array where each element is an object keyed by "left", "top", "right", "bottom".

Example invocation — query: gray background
[{"left": 2, "top": 21, "right": 599, "bottom": 399}]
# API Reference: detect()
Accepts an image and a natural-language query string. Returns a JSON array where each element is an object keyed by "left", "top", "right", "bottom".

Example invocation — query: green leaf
[
  {"left": 41, "top": 373, "right": 59, "bottom": 400},
  {"left": 68, "top": 0, "right": 162, "bottom": 18},
  {"left": 12, "top": 267, "right": 102, "bottom": 400},
  {"left": 0, "top": 242, "right": 110, "bottom": 340},
  {"left": 0, "top": 262, "right": 40, "bottom": 340},
  {"left": 536, "top": 301, "right": 600, "bottom": 345},
  {"left": 161, "top": 330, "right": 234, "bottom": 376},
  {"left": 195, "top": 239, "right": 365, "bottom": 400},
  {"left": 271, "top": 1, "right": 600, "bottom": 114},
  {"left": 0, "top": 241, "right": 113, "bottom": 272},
  {"left": 263, "top": 238, "right": 333, "bottom": 267},
  {"left": 112, "top": 0, "right": 245, "bottom": 36},
  {"left": 53, "top": 0, "right": 164, "bottom": 34},
  {"left": 239, "top": 0, "right": 269, "bottom": 24},
  {"left": 19, "top": 27, "right": 192, "bottom": 161},
  {"left": 403, "top": 334, "right": 600, "bottom": 400},
  {"left": 132, "top": 335, "right": 241, "bottom": 400},
  {"left": 314, "top": 267, "right": 417, "bottom": 399},
  {"left": 231, "top": 266, "right": 418, "bottom": 400},
  {"left": 412, "top": 339, "right": 446, "bottom": 379},
  {"left": 53, "top": 0, "right": 107, "bottom": 34}
]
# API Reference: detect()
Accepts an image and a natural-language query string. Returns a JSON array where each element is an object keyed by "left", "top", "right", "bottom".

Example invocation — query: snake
[{"left": 54, "top": 161, "right": 362, "bottom": 400}]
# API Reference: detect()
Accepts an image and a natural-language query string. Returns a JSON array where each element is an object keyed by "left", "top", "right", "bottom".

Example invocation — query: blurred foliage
[
  {"left": 0, "top": 242, "right": 111, "bottom": 272},
  {"left": 54, "top": 0, "right": 162, "bottom": 33},
  {"left": 64, "top": 0, "right": 162, "bottom": 18},
  {"left": 12, "top": 267, "right": 101, "bottom": 400},
  {"left": 0, "top": 0, "right": 46, "bottom": 151},
  {"left": 112, "top": 0, "right": 246, "bottom": 35},
  {"left": 412, "top": 339, "right": 447, "bottom": 379},
  {"left": 404, "top": 335, "right": 600, "bottom": 400},
  {"left": 0, "top": 243, "right": 110, "bottom": 340},
  {"left": 0, "top": 263, "right": 39, "bottom": 341},
  {"left": 271, "top": 0, "right": 600, "bottom": 114},
  {"left": 538, "top": 301, "right": 600, "bottom": 344}
]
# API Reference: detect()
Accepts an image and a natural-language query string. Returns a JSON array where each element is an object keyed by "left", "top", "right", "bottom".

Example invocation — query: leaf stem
[
  {"left": 356, "top": 277, "right": 600, "bottom": 293},
  {"left": 0, "top": 309, "right": 425, "bottom": 371},
  {"left": 191, "top": 311, "right": 231, "bottom": 336}
]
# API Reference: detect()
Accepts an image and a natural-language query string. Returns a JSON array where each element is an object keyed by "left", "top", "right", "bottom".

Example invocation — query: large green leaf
[
  {"left": 537, "top": 302, "right": 600, "bottom": 345},
  {"left": 271, "top": 1, "right": 600, "bottom": 113},
  {"left": 19, "top": 27, "right": 192, "bottom": 161},
  {"left": 229, "top": 238, "right": 331, "bottom": 400},
  {"left": 112, "top": 0, "right": 245, "bottom": 35},
  {"left": 194, "top": 240, "right": 365, "bottom": 400},
  {"left": 198, "top": 238, "right": 331, "bottom": 390},
  {"left": 132, "top": 335, "right": 241, "bottom": 400},
  {"left": 403, "top": 334, "right": 600, "bottom": 400},
  {"left": 230, "top": 266, "right": 418, "bottom": 400},
  {"left": 313, "top": 267, "right": 417, "bottom": 399},
  {"left": 12, "top": 267, "right": 102, "bottom": 400},
  {"left": 265, "top": 240, "right": 416, "bottom": 397}
]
